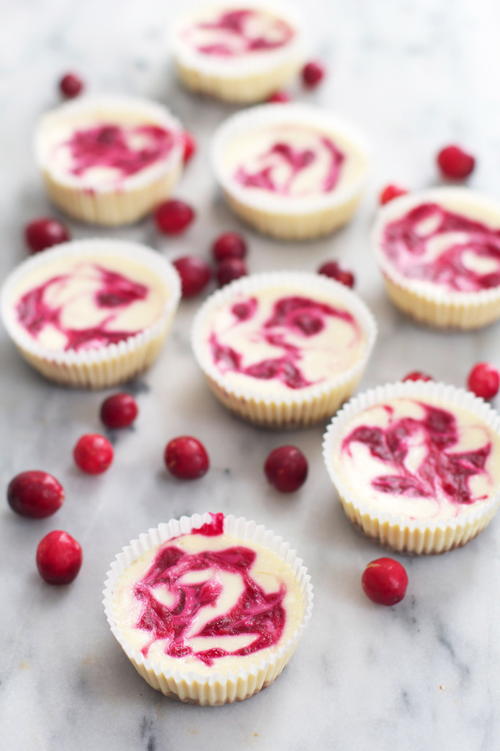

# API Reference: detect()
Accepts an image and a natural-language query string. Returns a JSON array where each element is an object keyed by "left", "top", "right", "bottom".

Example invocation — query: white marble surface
[{"left": 1, "top": 0, "right": 500, "bottom": 749}]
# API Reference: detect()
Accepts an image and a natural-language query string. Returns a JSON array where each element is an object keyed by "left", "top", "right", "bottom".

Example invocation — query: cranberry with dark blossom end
[
  {"left": 362, "top": 558, "right": 408, "bottom": 606},
  {"left": 36, "top": 530, "right": 82, "bottom": 585},
  {"left": 25, "top": 217, "right": 70, "bottom": 253},
  {"left": 318, "top": 261, "right": 355, "bottom": 288},
  {"left": 467, "top": 362, "right": 499, "bottom": 400},
  {"left": 212, "top": 232, "right": 248, "bottom": 262},
  {"left": 437, "top": 144, "right": 476, "bottom": 180},
  {"left": 73, "top": 434, "right": 114, "bottom": 474},
  {"left": 217, "top": 258, "right": 248, "bottom": 287},
  {"left": 7, "top": 470, "right": 64, "bottom": 518},
  {"left": 182, "top": 131, "right": 196, "bottom": 164},
  {"left": 164, "top": 436, "right": 210, "bottom": 480},
  {"left": 267, "top": 90, "right": 291, "bottom": 103},
  {"left": 59, "top": 72, "right": 84, "bottom": 98},
  {"left": 264, "top": 446, "right": 308, "bottom": 493},
  {"left": 173, "top": 256, "right": 212, "bottom": 298},
  {"left": 100, "top": 393, "right": 138, "bottom": 429},
  {"left": 154, "top": 199, "right": 195, "bottom": 235},
  {"left": 403, "top": 371, "right": 433, "bottom": 383},
  {"left": 302, "top": 60, "right": 326, "bottom": 88},
  {"left": 379, "top": 184, "right": 408, "bottom": 205}
]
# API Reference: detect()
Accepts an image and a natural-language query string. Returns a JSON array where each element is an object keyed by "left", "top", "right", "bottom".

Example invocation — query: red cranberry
[
  {"left": 25, "top": 217, "right": 70, "bottom": 254},
  {"left": 212, "top": 232, "right": 248, "bottom": 263},
  {"left": 173, "top": 255, "right": 212, "bottom": 298},
  {"left": 467, "top": 362, "right": 499, "bottom": 400},
  {"left": 100, "top": 393, "right": 138, "bottom": 429},
  {"left": 264, "top": 446, "right": 308, "bottom": 493},
  {"left": 361, "top": 557, "right": 408, "bottom": 606},
  {"left": 267, "top": 90, "right": 291, "bottom": 103},
  {"left": 164, "top": 436, "right": 209, "bottom": 480},
  {"left": 318, "top": 261, "right": 355, "bottom": 288},
  {"left": 36, "top": 530, "right": 82, "bottom": 585},
  {"left": 73, "top": 434, "right": 114, "bottom": 474},
  {"left": 7, "top": 470, "right": 64, "bottom": 518},
  {"left": 403, "top": 371, "right": 433, "bottom": 382},
  {"left": 379, "top": 184, "right": 408, "bottom": 205},
  {"left": 216, "top": 258, "right": 248, "bottom": 287},
  {"left": 59, "top": 72, "right": 84, "bottom": 99},
  {"left": 437, "top": 144, "right": 476, "bottom": 180},
  {"left": 302, "top": 60, "right": 326, "bottom": 89},
  {"left": 182, "top": 131, "right": 196, "bottom": 164},
  {"left": 154, "top": 199, "right": 195, "bottom": 235}
]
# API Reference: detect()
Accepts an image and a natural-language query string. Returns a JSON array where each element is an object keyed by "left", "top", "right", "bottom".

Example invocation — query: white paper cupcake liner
[
  {"left": 322, "top": 381, "right": 500, "bottom": 554},
  {"left": 212, "top": 103, "right": 370, "bottom": 239},
  {"left": 191, "top": 271, "right": 377, "bottom": 427},
  {"left": 372, "top": 188, "right": 500, "bottom": 329},
  {"left": 1, "top": 239, "right": 181, "bottom": 389},
  {"left": 103, "top": 513, "right": 313, "bottom": 706},
  {"left": 35, "top": 95, "right": 184, "bottom": 226}
]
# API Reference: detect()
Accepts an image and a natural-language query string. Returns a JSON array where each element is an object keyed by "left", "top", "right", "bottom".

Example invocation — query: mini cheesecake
[
  {"left": 373, "top": 188, "right": 500, "bottom": 328},
  {"left": 212, "top": 104, "right": 369, "bottom": 239},
  {"left": 35, "top": 96, "right": 184, "bottom": 226},
  {"left": 171, "top": 2, "right": 304, "bottom": 103}
]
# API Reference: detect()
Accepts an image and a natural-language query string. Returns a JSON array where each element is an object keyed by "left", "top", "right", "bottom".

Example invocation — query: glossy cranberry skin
[
  {"left": 164, "top": 436, "right": 210, "bottom": 480},
  {"left": 7, "top": 471, "right": 64, "bottom": 518},
  {"left": 403, "top": 371, "right": 433, "bottom": 382},
  {"left": 467, "top": 362, "right": 499, "bottom": 400},
  {"left": 267, "top": 90, "right": 291, "bottom": 103},
  {"left": 362, "top": 558, "right": 408, "bottom": 606},
  {"left": 36, "top": 530, "right": 82, "bottom": 585},
  {"left": 216, "top": 258, "right": 248, "bottom": 287},
  {"left": 154, "top": 200, "right": 195, "bottom": 235},
  {"left": 437, "top": 144, "right": 476, "bottom": 180},
  {"left": 100, "top": 393, "right": 138, "bottom": 429},
  {"left": 264, "top": 446, "right": 308, "bottom": 493},
  {"left": 212, "top": 232, "right": 248, "bottom": 263},
  {"left": 302, "top": 60, "right": 326, "bottom": 88},
  {"left": 379, "top": 184, "right": 408, "bottom": 205},
  {"left": 73, "top": 434, "right": 114, "bottom": 474},
  {"left": 318, "top": 261, "right": 355, "bottom": 288},
  {"left": 173, "top": 256, "right": 212, "bottom": 298},
  {"left": 182, "top": 131, "right": 196, "bottom": 164},
  {"left": 25, "top": 217, "right": 70, "bottom": 254},
  {"left": 59, "top": 72, "right": 84, "bottom": 98}
]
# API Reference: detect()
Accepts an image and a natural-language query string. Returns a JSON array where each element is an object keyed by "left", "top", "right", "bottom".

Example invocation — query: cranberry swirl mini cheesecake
[
  {"left": 212, "top": 104, "right": 369, "bottom": 239},
  {"left": 373, "top": 188, "right": 500, "bottom": 328},
  {"left": 171, "top": 2, "right": 304, "bottom": 102},
  {"left": 103, "top": 513, "right": 313, "bottom": 705},
  {"left": 35, "top": 96, "right": 184, "bottom": 226},
  {"left": 192, "top": 271, "right": 377, "bottom": 427},
  {"left": 1, "top": 239, "right": 180, "bottom": 388},
  {"left": 323, "top": 382, "right": 500, "bottom": 554}
]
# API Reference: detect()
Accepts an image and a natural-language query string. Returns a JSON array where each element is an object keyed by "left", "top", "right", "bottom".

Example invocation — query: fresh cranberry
[
  {"left": 264, "top": 446, "right": 308, "bottom": 493},
  {"left": 379, "top": 184, "right": 408, "bottom": 205},
  {"left": 467, "top": 362, "right": 499, "bottom": 400},
  {"left": 212, "top": 232, "right": 248, "bottom": 262},
  {"left": 302, "top": 60, "right": 326, "bottom": 89},
  {"left": 182, "top": 131, "right": 196, "bottom": 164},
  {"left": 164, "top": 436, "right": 209, "bottom": 480},
  {"left": 36, "top": 530, "right": 82, "bottom": 585},
  {"left": 73, "top": 434, "right": 114, "bottom": 474},
  {"left": 100, "top": 393, "right": 138, "bottom": 429},
  {"left": 25, "top": 217, "right": 70, "bottom": 254},
  {"left": 318, "top": 261, "right": 355, "bottom": 288},
  {"left": 59, "top": 72, "right": 84, "bottom": 98},
  {"left": 173, "top": 256, "right": 212, "bottom": 297},
  {"left": 7, "top": 470, "right": 64, "bottom": 518},
  {"left": 437, "top": 144, "right": 476, "bottom": 180},
  {"left": 217, "top": 258, "right": 248, "bottom": 287},
  {"left": 154, "top": 199, "right": 195, "bottom": 235},
  {"left": 403, "top": 371, "right": 433, "bottom": 382},
  {"left": 267, "top": 90, "right": 291, "bottom": 103},
  {"left": 361, "top": 557, "right": 408, "bottom": 606}
]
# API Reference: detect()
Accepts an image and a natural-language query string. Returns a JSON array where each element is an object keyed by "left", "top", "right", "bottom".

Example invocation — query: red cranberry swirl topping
[
  {"left": 381, "top": 203, "right": 500, "bottom": 291},
  {"left": 133, "top": 514, "right": 287, "bottom": 666},
  {"left": 342, "top": 402, "right": 492, "bottom": 505}
]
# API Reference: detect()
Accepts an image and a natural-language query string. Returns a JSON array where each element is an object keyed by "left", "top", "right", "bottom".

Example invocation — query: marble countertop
[{"left": 2, "top": 0, "right": 500, "bottom": 749}]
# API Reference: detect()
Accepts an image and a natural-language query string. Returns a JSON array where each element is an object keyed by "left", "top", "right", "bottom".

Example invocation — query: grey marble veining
[{"left": 1, "top": 0, "right": 500, "bottom": 749}]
